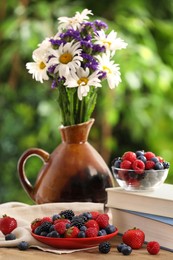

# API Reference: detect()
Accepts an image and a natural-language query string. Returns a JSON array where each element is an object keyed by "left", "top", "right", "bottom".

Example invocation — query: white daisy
[
  {"left": 26, "top": 49, "right": 49, "bottom": 83},
  {"left": 97, "top": 53, "right": 121, "bottom": 89},
  {"left": 48, "top": 41, "right": 83, "bottom": 78},
  {"left": 64, "top": 67, "right": 101, "bottom": 100},
  {"left": 58, "top": 9, "right": 93, "bottom": 31},
  {"left": 94, "top": 29, "right": 128, "bottom": 54}
]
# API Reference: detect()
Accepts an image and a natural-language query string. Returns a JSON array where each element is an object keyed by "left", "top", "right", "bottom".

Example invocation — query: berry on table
[
  {"left": 5, "top": 233, "right": 16, "bottom": 240},
  {"left": 0, "top": 215, "right": 17, "bottom": 235},
  {"left": 147, "top": 241, "right": 160, "bottom": 255},
  {"left": 99, "top": 241, "right": 111, "bottom": 254},
  {"left": 122, "top": 227, "right": 145, "bottom": 249},
  {"left": 17, "top": 241, "right": 29, "bottom": 251},
  {"left": 121, "top": 245, "right": 132, "bottom": 255},
  {"left": 117, "top": 243, "right": 127, "bottom": 252}
]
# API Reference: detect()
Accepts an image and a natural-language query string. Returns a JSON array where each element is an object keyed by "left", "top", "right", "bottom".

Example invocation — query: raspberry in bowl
[{"left": 111, "top": 150, "right": 170, "bottom": 191}]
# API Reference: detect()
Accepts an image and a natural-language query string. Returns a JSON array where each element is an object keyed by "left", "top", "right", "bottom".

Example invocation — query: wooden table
[{"left": 0, "top": 235, "right": 172, "bottom": 260}]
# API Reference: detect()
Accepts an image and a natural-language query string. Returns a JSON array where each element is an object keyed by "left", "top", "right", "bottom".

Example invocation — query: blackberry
[
  {"left": 59, "top": 210, "right": 75, "bottom": 220},
  {"left": 99, "top": 241, "right": 111, "bottom": 254},
  {"left": 17, "top": 241, "right": 29, "bottom": 251},
  {"left": 70, "top": 215, "right": 86, "bottom": 228},
  {"left": 34, "top": 221, "right": 52, "bottom": 235},
  {"left": 163, "top": 161, "right": 170, "bottom": 169}
]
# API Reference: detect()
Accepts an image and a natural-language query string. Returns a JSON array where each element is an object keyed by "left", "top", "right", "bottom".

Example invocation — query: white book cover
[{"left": 106, "top": 183, "right": 173, "bottom": 218}]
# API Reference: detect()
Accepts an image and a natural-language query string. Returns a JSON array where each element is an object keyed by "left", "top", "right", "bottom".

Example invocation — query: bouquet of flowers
[{"left": 26, "top": 9, "right": 127, "bottom": 126}]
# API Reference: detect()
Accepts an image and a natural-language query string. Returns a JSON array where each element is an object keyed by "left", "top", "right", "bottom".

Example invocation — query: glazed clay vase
[{"left": 18, "top": 119, "right": 114, "bottom": 204}]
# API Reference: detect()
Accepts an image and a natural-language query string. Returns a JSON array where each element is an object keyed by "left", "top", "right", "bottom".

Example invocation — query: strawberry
[
  {"left": 54, "top": 221, "right": 66, "bottom": 235},
  {"left": 0, "top": 215, "right": 17, "bottom": 235},
  {"left": 132, "top": 159, "right": 145, "bottom": 174},
  {"left": 85, "top": 227, "right": 98, "bottom": 237},
  {"left": 40, "top": 216, "right": 52, "bottom": 224},
  {"left": 31, "top": 218, "right": 41, "bottom": 232},
  {"left": 122, "top": 228, "right": 145, "bottom": 249},
  {"left": 96, "top": 213, "right": 109, "bottom": 229},
  {"left": 64, "top": 226, "right": 79, "bottom": 238},
  {"left": 85, "top": 220, "right": 99, "bottom": 231},
  {"left": 90, "top": 211, "right": 100, "bottom": 220},
  {"left": 147, "top": 241, "right": 160, "bottom": 255}
]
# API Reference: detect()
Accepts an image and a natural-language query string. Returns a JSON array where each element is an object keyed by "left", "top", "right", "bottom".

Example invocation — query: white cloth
[{"left": 0, "top": 202, "right": 104, "bottom": 254}]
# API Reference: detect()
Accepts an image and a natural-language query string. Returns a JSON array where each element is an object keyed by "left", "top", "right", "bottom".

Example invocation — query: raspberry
[
  {"left": 147, "top": 241, "right": 160, "bottom": 255},
  {"left": 96, "top": 214, "right": 109, "bottom": 229},
  {"left": 144, "top": 151, "right": 155, "bottom": 160},
  {"left": 145, "top": 160, "right": 155, "bottom": 170},
  {"left": 90, "top": 211, "right": 100, "bottom": 220},
  {"left": 85, "top": 220, "right": 99, "bottom": 231},
  {"left": 132, "top": 159, "right": 145, "bottom": 174},
  {"left": 85, "top": 227, "right": 98, "bottom": 237},
  {"left": 99, "top": 241, "right": 111, "bottom": 254},
  {"left": 120, "top": 160, "right": 132, "bottom": 169},
  {"left": 54, "top": 221, "right": 66, "bottom": 235},
  {"left": 122, "top": 151, "right": 137, "bottom": 162}
]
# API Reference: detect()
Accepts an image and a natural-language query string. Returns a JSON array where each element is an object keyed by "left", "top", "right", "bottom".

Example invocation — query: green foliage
[{"left": 0, "top": 0, "right": 173, "bottom": 203}]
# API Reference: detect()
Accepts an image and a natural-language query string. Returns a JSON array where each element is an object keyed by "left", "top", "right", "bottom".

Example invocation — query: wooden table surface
[{"left": 0, "top": 235, "right": 172, "bottom": 260}]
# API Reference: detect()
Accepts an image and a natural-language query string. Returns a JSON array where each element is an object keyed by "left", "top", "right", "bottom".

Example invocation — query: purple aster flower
[
  {"left": 98, "top": 71, "right": 107, "bottom": 80},
  {"left": 48, "top": 65, "right": 56, "bottom": 74},
  {"left": 60, "top": 29, "right": 81, "bottom": 42},
  {"left": 81, "top": 53, "right": 99, "bottom": 71},
  {"left": 50, "top": 38, "right": 65, "bottom": 47},
  {"left": 92, "top": 44, "right": 106, "bottom": 54},
  {"left": 80, "top": 40, "right": 92, "bottom": 53},
  {"left": 51, "top": 80, "right": 57, "bottom": 88},
  {"left": 94, "top": 20, "right": 108, "bottom": 30}
]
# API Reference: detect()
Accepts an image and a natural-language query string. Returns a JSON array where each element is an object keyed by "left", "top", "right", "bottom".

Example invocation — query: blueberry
[
  {"left": 66, "top": 223, "right": 71, "bottom": 229},
  {"left": 40, "top": 231, "right": 48, "bottom": 236},
  {"left": 80, "top": 225, "right": 87, "bottom": 232},
  {"left": 136, "top": 150, "right": 144, "bottom": 157},
  {"left": 137, "top": 155, "right": 147, "bottom": 163},
  {"left": 82, "top": 212, "right": 92, "bottom": 220},
  {"left": 113, "top": 157, "right": 121, "bottom": 168},
  {"left": 117, "top": 243, "right": 127, "bottom": 252},
  {"left": 17, "top": 241, "right": 29, "bottom": 251},
  {"left": 47, "top": 231, "right": 60, "bottom": 237},
  {"left": 52, "top": 214, "right": 60, "bottom": 222},
  {"left": 98, "top": 229, "right": 107, "bottom": 236},
  {"left": 78, "top": 231, "right": 86, "bottom": 238},
  {"left": 121, "top": 245, "right": 132, "bottom": 255},
  {"left": 150, "top": 157, "right": 159, "bottom": 163},
  {"left": 105, "top": 224, "right": 116, "bottom": 234},
  {"left": 5, "top": 233, "right": 16, "bottom": 240},
  {"left": 154, "top": 162, "right": 164, "bottom": 170},
  {"left": 163, "top": 161, "right": 170, "bottom": 169}
]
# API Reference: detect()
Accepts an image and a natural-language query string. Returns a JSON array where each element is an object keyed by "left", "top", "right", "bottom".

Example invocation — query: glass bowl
[{"left": 111, "top": 167, "right": 169, "bottom": 191}]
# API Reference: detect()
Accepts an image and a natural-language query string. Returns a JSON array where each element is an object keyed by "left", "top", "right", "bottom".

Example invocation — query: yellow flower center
[
  {"left": 103, "top": 65, "right": 112, "bottom": 74},
  {"left": 39, "top": 62, "right": 46, "bottom": 70},
  {"left": 59, "top": 53, "right": 73, "bottom": 64},
  {"left": 77, "top": 77, "right": 88, "bottom": 86},
  {"left": 103, "top": 40, "right": 111, "bottom": 47}
]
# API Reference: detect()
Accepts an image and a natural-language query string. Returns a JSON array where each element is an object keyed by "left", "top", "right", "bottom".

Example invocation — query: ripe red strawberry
[
  {"left": 144, "top": 151, "right": 155, "bottom": 160},
  {"left": 31, "top": 218, "right": 41, "bottom": 232},
  {"left": 85, "top": 220, "right": 99, "bottom": 231},
  {"left": 0, "top": 215, "right": 17, "bottom": 235},
  {"left": 132, "top": 159, "right": 145, "bottom": 174},
  {"left": 54, "top": 221, "right": 66, "bottom": 235},
  {"left": 85, "top": 227, "right": 98, "bottom": 237},
  {"left": 96, "top": 213, "right": 109, "bottom": 229},
  {"left": 90, "top": 211, "right": 100, "bottom": 220},
  {"left": 147, "top": 241, "right": 160, "bottom": 255},
  {"left": 40, "top": 216, "right": 52, "bottom": 224},
  {"left": 122, "top": 228, "right": 145, "bottom": 249},
  {"left": 122, "top": 151, "right": 136, "bottom": 163},
  {"left": 145, "top": 160, "right": 155, "bottom": 170},
  {"left": 65, "top": 226, "right": 79, "bottom": 238}
]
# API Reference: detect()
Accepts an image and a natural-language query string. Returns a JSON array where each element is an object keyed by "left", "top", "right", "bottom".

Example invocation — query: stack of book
[{"left": 106, "top": 183, "right": 173, "bottom": 251}]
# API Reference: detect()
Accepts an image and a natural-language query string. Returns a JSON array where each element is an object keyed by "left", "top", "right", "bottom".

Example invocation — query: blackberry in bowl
[{"left": 111, "top": 150, "right": 170, "bottom": 191}]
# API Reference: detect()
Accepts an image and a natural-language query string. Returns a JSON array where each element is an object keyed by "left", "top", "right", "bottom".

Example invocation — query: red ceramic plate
[{"left": 31, "top": 229, "right": 118, "bottom": 249}]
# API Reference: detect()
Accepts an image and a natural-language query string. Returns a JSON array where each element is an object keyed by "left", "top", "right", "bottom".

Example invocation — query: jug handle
[{"left": 17, "top": 148, "right": 50, "bottom": 200}]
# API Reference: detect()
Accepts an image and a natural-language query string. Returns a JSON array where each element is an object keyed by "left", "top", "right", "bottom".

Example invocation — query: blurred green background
[{"left": 1, "top": 0, "right": 173, "bottom": 204}]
